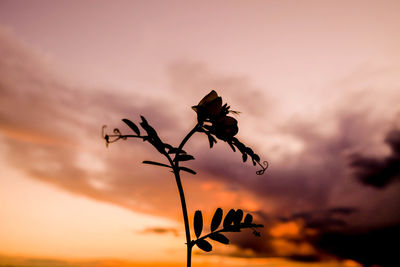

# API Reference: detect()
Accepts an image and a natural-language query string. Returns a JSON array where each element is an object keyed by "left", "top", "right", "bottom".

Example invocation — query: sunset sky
[{"left": 1, "top": 1, "right": 400, "bottom": 267}]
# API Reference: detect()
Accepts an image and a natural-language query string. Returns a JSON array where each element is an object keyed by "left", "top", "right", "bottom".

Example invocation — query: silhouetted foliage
[
  {"left": 191, "top": 207, "right": 263, "bottom": 252},
  {"left": 103, "top": 90, "right": 267, "bottom": 267}
]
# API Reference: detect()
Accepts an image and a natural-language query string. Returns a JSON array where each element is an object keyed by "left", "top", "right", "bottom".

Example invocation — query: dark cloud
[
  {"left": 350, "top": 129, "right": 400, "bottom": 188},
  {"left": 316, "top": 224, "right": 400, "bottom": 267},
  {"left": 225, "top": 207, "right": 400, "bottom": 266},
  {"left": 188, "top": 111, "right": 400, "bottom": 265}
]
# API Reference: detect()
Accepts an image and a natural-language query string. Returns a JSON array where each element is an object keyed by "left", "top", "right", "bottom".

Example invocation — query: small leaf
[
  {"left": 252, "top": 154, "right": 260, "bottom": 162},
  {"left": 196, "top": 239, "right": 212, "bottom": 252},
  {"left": 234, "top": 209, "right": 244, "bottom": 226},
  {"left": 168, "top": 147, "right": 186, "bottom": 154},
  {"left": 122, "top": 119, "right": 140, "bottom": 135},
  {"left": 179, "top": 167, "right": 197, "bottom": 175},
  {"left": 246, "top": 147, "right": 254, "bottom": 156},
  {"left": 242, "top": 153, "right": 248, "bottom": 162},
  {"left": 244, "top": 214, "right": 253, "bottom": 224},
  {"left": 211, "top": 208, "right": 223, "bottom": 232},
  {"left": 207, "top": 134, "right": 216, "bottom": 148},
  {"left": 209, "top": 233, "right": 229, "bottom": 244},
  {"left": 142, "top": 161, "right": 171, "bottom": 169},
  {"left": 194, "top": 210, "right": 203, "bottom": 238},
  {"left": 233, "top": 138, "right": 245, "bottom": 152},
  {"left": 228, "top": 141, "right": 236, "bottom": 152},
  {"left": 223, "top": 209, "right": 236, "bottom": 229},
  {"left": 177, "top": 154, "right": 195, "bottom": 161},
  {"left": 140, "top": 116, "right": 157, "bottom": 138}
]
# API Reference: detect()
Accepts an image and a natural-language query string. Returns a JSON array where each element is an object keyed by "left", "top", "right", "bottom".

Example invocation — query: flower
[
  {"left": 214, "top": 116, "right": 238, "bottom": 141},
  {"left": 192, "top": 90, "right": 223, "bottom": 121},
  {"left": 193, "top": 90, "right": 239, "bottom": 141}
]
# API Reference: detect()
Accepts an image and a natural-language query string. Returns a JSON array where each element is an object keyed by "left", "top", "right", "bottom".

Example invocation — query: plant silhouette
[{"left": 102, "top": 90, "right": 267, "bottom": 267}]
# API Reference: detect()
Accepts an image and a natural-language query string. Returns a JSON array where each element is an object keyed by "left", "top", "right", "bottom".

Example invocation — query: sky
[{"left": 0, "top": 1, "right": 400, "bottom": 266}]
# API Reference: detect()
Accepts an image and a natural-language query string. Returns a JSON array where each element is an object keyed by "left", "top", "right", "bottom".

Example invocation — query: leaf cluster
[
  {"left": 197, "top": 125, "right": 268, "bottom": 175},
  {"left": 103, "top": 117, "right": 197, "bottom": 175},
  {"left": 191, "top": 208, "right": 263, "bottom": 252}
]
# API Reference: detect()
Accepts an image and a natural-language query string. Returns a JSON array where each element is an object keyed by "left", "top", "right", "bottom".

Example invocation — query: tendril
[
  {"left": 256, "top": 161, "right": 269, "bottom": 175},
  {"left": 102, "top": 125, "right": 145, "bottom": 147},
  {"left": 102, "top": 125, "right": 123, "bottom": 145}
]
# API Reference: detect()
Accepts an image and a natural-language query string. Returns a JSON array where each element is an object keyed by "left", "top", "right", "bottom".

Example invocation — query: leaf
[
  {"left": 223, "top": 209, "right": 236, "bottom": 229},
  {"left": 207, "top": 134, "right": 217, "bottom": 148},
  {"left": 176, "top": 154, "right": 195, "bottom": 161},
  {"left": 168, "top": 147, "right": 186, "bottom": 154},
  {"left": 142, "top": 161, "right": 171, "bottom": 169},
  {"left": 211, "top": 208, "right": 223, "bottom": 232},
  {"left": 194, "top": 210, "right": 203, "bottom": 238},
  {"left": 179, "top": 167, "right": 197, "bottom": 175},
  {"left": 209, "top": 233, "right": 229, "bottom": 244},
  {"left": 246, "top": 147, "right": 254, "bottom": 156},
  {"left": 228, "top": 141, "right": 236, "bottom": 152},
  {"left": 196, "top": 239, "right": 212, "bottom": 252},
  {"left": 233, "top": 209, "right": 244, "bottom": 226},
  {"left": 244, "top": 214, "right": 253, "bottom": 224},
  {"left": 180, "top": 168, "right": 196, "bottom": 175},
  {"left": 252, "top": 154, "right": 260, "bottom": 162},
  {"left": 122, "top": 119, "right": 140, "bottom": 135},
  {"left": 242, "top": 153, "right": 248, "bottom": 162},
  {"left": 140, "top": 116, "right": 157, "bottom": 138},
  {"left": 139, "top": 116, "right": 165, "bottom": 153}
]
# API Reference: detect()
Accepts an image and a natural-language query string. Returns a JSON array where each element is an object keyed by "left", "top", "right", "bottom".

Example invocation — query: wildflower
[
  {"left": 193, "top": 90, "right": 239, "bottom": 141},
  {"left": 214, "top": 116, "right": 238, "bottom": 141},
  {"left": 192, "top": 90, "right": 223, "bottom": 121}
]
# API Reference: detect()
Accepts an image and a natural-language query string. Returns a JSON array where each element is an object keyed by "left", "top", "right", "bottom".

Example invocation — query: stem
[
  {"left": 173, "top": 123, "right": 201, "bottom": 164},
  {"left": 168, "top": 123, "right": 200, "bottom": 267},
  {"left": 174, "top": 168, "right": 192, "bottom": 267}
]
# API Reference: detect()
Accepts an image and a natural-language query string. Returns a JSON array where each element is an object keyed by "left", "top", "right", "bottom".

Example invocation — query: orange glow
[
  {"left": 0, "top": 126, "right": 69, "bottom": 147},
  {"left": 271, "top": 239, "right": 315, "bottom": 256},
  {"left": 269, "top": 221, "right": 302, "bottom": 238}
]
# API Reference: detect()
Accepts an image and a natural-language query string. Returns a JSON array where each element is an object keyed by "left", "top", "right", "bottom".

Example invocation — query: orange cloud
[{"left": 269, "top": 221, "right": 302, "bottom": 238}]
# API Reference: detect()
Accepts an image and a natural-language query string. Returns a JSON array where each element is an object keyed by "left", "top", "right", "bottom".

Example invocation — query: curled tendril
[
  {"left": 256, "top": 161, "right": 269, "bottom": 175},
  {"left": 102, "top": 125, "right": 124, "bottom": 146}
]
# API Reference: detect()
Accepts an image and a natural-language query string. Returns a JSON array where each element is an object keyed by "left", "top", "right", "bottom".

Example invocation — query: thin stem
[
  {"left": 173, "top": 123, "right": 201, "bottom": 164},
  {"left": 175, "top": 168, "right": 192, "bottom": 267},
  {"left": 164, "top": 154, "right": 192, "bottom": 267},
  {"left": 167, "top": 123, "right": 200, "bottom": 267}
]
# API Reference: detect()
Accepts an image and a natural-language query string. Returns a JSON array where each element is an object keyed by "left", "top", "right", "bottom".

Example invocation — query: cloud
[
  {"left": 316, "top": 224, "right": 400, "bottom": 267},
  {"left": 140, "top": 227, "right": 180, "bottom": 236},
  {"left": 222, "top": 206, "right": 400, "bottom": 266},
  {"left": 2, "top": 26, "right": 400, "bottom": 266},
  {"left": 349, "top": 128, "right": 400, "bottom": 187},
  {"left": 0, "top": 27, "right": 186, "bottom": 219},
  {"left": 167, "top": 61, "right": 273, "bottom": 118}
]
